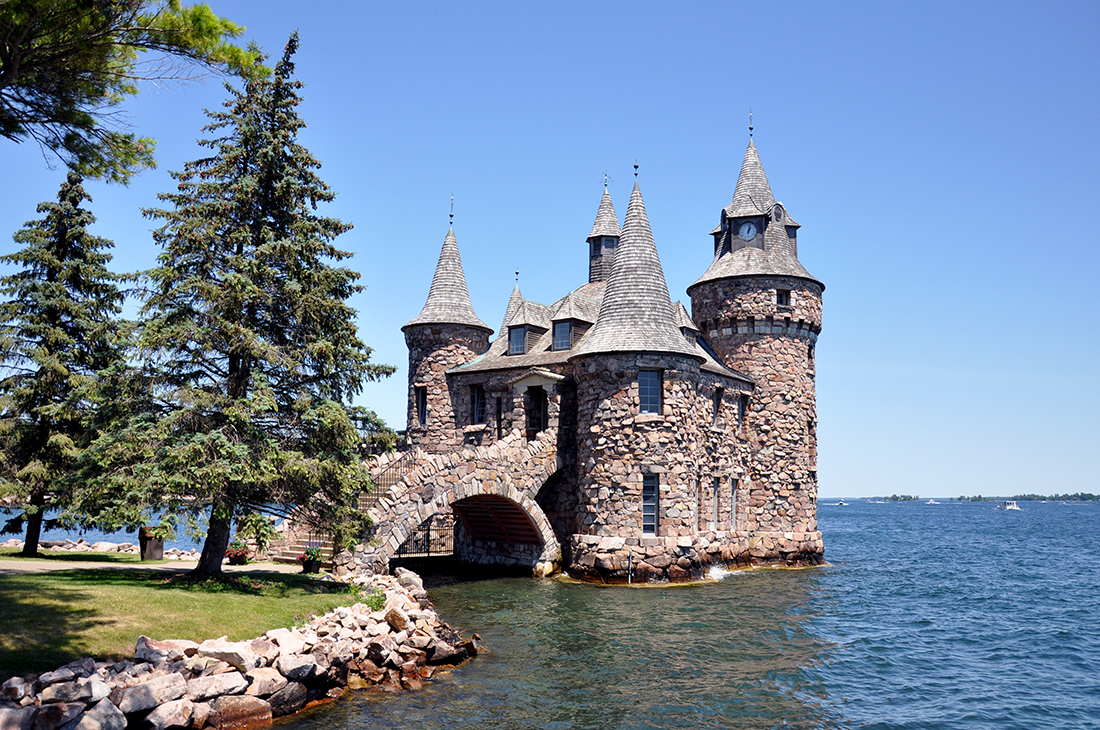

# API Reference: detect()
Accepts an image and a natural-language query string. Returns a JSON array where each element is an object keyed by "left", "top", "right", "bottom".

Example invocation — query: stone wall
[{"left": 403, "top": 324, "right": 490, "bottom": 453}]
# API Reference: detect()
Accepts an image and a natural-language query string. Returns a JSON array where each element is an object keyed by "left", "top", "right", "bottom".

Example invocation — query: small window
[
  {"left": 712, "top": 476, "right": 720, "bottom": 526},
  {"left": 472, "top": 385, "right": 486, "bottom": 425},
  {"left": 603, "top": 236, "right": 617, "bottom": 249},
  {"left": 494, "top": 397, "right": 503, "bottom": 439},
  {"left": 415, "top": 386, "right": 427, "bottom": 427},
  {"left": 553, "top": 321, "right": 572, "bottom": 351},
  {"left": 738, "top": 394, "right": 749, "bottom": 428},
  {"left": 642, "top": 474, "right": 659, "bottom": 535},
  {"left": 776, "top": 289, "right": 790, "bottom": 306},
  {"left": 509, "top": 326, "right": 526, "bottom": 355},
  {"left": 639, "top": 370, "right": 662, "bottom": 415},
  {"left": 590, "top": 240, "right": 601, "bottom": 258},
  {"left": 525, "top": 386, "right": 548, "bottom": 439},
  {"left": 730, "top": 477, "right": 738, "bottom": 531},
  {"left": 713, "top": 388, "right": 724, "bottom": 426}
]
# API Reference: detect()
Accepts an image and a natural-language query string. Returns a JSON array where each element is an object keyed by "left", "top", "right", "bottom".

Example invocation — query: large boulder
[
  {"left": 273, "top": 655, "right": 318, "bottom": 684},
  {"left": 186, "top": 672, "right": 248, "bottom": 702},
  {"left": 117, "top": 673, "right": 187, "bottom": 714},
  {"left": 58, "top": 699, "right": 125, "bottom": 730},
  {"left": 1, "top": 678, "right": 26, "bottom": 702},
  {"left": 0, "top": 706, "right": 37, "bottom": 730},
  {"left": 243, "top": 669, "right": 285, "bottom": 699},
  {"left": 143, "top": 698, "right": 193, "bottom": 730},
  {"left": 262, "top": 630, "right": 304, "bottom": 658},
  {"left": 135, "top": 637, "right": 199, "bottom": 665},
  {"left": 195, "top": 639, "right": 258, "bottom": 674},
  {"left": 209, "top": 695, "right": 271, "bottom": 730},
  {"left": 25, "top": 702, "right": 83, "bottom": 730}
]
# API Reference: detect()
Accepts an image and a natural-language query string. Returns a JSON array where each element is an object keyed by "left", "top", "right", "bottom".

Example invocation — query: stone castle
[{"left": 358, "top": 139, "right": 823, "bottom": 582}]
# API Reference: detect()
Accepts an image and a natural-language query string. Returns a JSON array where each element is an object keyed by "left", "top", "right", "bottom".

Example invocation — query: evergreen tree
[
  {"left": 0, "top": 172, "right": 123, "bottom": 556},
  {"left": 76, "top": 34, "right": 394, "bottom": 576}
]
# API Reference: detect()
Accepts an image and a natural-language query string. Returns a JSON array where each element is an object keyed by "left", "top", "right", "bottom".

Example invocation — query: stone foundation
[{"left": 566, "top": 531, "right": 823, "bottom": 583}]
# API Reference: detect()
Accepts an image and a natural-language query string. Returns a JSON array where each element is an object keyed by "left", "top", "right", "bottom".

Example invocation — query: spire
[
  {"left": 724, "top": 140, "right": 775, "bottom": 218},
  {"left": 572, "top": 181, "right": 699, "bottom": 359},
  {"left": 499, "top": 280, "right": 523, "bottom": 335},
  {"left": 404, "top": 227, "right": 492, "bottom": 333},
  {"left": 586, "top": 188, "right": 621, "bottom": 241}
]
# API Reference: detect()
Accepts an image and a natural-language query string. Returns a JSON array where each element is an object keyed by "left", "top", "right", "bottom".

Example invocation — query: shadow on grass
[{"left": 0, "top": 568, "right": 359, "bottom": 679}]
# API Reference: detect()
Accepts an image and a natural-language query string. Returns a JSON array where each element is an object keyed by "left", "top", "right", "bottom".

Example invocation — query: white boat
[
  {"left": 927, "top": 499, "right": 939, "bottom": 504},
  {"left": 836, "top": 499, "right": 847, "bottom": 506},
  {"left": 996, "top": 500, "right": 1022, "bottom": 511}
]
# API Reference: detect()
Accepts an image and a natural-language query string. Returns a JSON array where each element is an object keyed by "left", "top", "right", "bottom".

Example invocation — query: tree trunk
[
  {"left": 19, "top": 489, "right": 46, "bottom": 557},
  {"left": 192, "top": 499, "right": 233, "bottom": 577}
]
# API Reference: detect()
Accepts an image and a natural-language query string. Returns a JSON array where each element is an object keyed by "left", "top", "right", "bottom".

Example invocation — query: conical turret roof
[
  {"left": 498, "top": 282, "right": 523, "bottom": 336},
  {"left": 724, "top": 139, "right": 775, "bottom": 218},
  {"left": 572, "top": 181, "right": 700, "bottom": 359},
  {"left": 587, "top": 188, "right": 622, "bottom": 241},
  {"left": 404, "top": 227, "right": 492, "bottom": 332}
]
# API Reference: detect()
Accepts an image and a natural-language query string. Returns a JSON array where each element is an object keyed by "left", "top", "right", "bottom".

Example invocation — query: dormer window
[
  {"left": 509, "top": 326, "right": 526, "bottom": 355},
  {"left": 553, "top": 321, "right": 572, "bottom": 351}
]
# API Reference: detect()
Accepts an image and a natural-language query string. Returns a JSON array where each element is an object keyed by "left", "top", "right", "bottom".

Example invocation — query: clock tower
[{"left": 687, "top": 138, "right": 824, "bottom": 561}]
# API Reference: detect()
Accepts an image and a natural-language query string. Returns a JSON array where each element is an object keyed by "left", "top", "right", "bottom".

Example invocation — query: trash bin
[{"left": 138, "top": 526, "right": 164, "bottom": 561}]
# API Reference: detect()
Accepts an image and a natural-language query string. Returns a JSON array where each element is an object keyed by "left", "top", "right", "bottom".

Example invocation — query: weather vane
[
  {"left": 749, "top": 108, "right": 754, "bottom": 138},
  {"left": 602, "top": 170, "right": 612, "bottom": 188},
  {"left": 449, "top": 195, "right": 454, "bottom": 226},
  {"left": 634, "top": 160, "right": 639, "bottom": 178},
  {"left": 515, "top": 270, "right": 520, "bottom": 285}
]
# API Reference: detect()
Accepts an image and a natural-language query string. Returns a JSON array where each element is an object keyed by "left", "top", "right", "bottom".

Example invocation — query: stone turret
[
  {"left": 570, "top": 178, "right": 705, "bottom": 546},
  {"left": 586, "top": 187, "right": 621, "bottom": 283},
  {"left": 688, "top": 140, "right": 824, "bottom": 560},
  {"left": 403, "top": 227, "right": 492, "bottom": 452}
]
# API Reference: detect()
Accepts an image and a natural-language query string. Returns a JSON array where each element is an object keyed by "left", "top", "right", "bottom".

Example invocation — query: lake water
[{"left": 283, "top": 500, "right": 1100, "bottom": 730}]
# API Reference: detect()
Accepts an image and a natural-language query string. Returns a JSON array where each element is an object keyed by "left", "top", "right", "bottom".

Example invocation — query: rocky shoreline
[
  {"left": 1, "top": 539, "right": 200, "bottom": 561},
  {"left": 0, "top": 568, "right": 477, "bottom": 730}
]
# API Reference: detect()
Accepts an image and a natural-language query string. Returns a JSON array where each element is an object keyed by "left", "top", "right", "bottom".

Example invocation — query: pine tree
[
  {"left": 0, "top": 173, "right": 123, "bottom": 556},
  {"left": 76, "top": 34, "right": 394, "bottom": 576}
]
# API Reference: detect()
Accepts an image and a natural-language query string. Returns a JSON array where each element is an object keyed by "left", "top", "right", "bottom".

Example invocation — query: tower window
[
  {"left": 472, "top": 385, "right": 486, "bottom": 425},
  {"left": 553, "top": 321, "right": 572, "bottom": 351},
  {"left": 738, "top": 393, "right": 749, "bottom": 429},
  {"left": 509, "top": 326, "right": 526, "bottom": 355},
  {"left": 415, "top": 386, "right": 427, "bottom": 427},
  {"left": 639, "top": 370, "right": 662, "bottom": 414},
  {"left": 713, "top": 388, "right": 724, "bottom": 426},
  {"left": 731, "top": 477, "right": 738, "bottom": 531},
  {"left": 590, "top": 240, "right": 600, "bottom": 258},
  {"left": 712, "top": 476, "right": 720, "bottom": 527},
  {"left": 776, "top": 289, "right": 791, "bottom": 306},
  {"left": 603, "top": 236, "right": 617, "bottom": 249},
  {"left": 642, "top": 474, "right": 659, "bottom": 535},
  {"left": 525, "top": 386, "right": 548, "bottom": 439}
]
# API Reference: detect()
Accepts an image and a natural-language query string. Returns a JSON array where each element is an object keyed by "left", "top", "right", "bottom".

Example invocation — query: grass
[
  {"left": 0, "top": 568, "right": 361, "bottom": 680},
  {"left": 0, "top": 546, "right": 147, "bottom": 564}
]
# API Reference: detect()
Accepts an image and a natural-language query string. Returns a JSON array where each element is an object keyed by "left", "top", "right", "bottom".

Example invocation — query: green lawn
[
  {"left": 0, "top": 567, "right": 360, "bottom": 679},
  {"left": 0, "top": 546, "right": 146, "bottom": 564}
]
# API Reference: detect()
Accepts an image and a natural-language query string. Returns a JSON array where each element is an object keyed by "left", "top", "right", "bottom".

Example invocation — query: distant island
[
  {"left": 883, "top": 495, "right": 920, "bottom": 502},
  {"left": 956, "top": 493, "right": 1099, "bottom": 502}
]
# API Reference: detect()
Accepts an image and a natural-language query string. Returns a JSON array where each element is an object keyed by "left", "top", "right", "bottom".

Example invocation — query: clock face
[{"left": 738, "top": 221, "right": 758, "bottom": 240}]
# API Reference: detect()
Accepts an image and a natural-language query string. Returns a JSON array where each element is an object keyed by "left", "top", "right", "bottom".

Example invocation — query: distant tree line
[
  {"left": 957, "top": 494, "right": 1099, "bottom": 502},
  {"left": 882, "top": 494, "right": 920, "bottom": 501}
]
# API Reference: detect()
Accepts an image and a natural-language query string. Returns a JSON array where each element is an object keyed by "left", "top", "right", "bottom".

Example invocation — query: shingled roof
[
  {"left": 499, "top": 283, "right": 523, "bottom": 335},
  {"left": 404, "top": 227, "right": 492, "bottom": 333},
  {"left": 571, "top": 180, "right": 701, "bottom": 360},
  {"left": 692, "top": 142, "right": 822, "bottom": 290},
  {"left": 587, "top": 188, "right": 622, "bottom": 241}
]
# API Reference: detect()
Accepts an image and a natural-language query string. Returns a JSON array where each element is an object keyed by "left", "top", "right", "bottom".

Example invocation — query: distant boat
[
  {"left": 836, "top": 499, "right": 848, "bottom": 506},
  {"left": 996, "top": 501, "right": 1022, "bottom": 511},
  {"left": 927, "top": 499, "right": 939, "bottom": 504}
]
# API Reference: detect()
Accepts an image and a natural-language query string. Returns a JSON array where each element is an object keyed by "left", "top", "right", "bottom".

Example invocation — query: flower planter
[
  {"left": 227, "top": 553, "right": 248, "bottom": 565},
  {"left": 301, "top": 559, "right": 321, "bottom": 574}
]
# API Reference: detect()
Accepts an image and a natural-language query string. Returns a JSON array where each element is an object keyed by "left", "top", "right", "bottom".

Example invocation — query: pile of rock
[
  {"left": 0, "top": 568, "right": 476, "bottom": 730},
  {"left": 0, "top": 539, "right": 202, "bottom": 561}
]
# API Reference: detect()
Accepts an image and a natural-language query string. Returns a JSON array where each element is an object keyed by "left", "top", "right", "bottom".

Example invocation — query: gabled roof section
[
  {"left": 674, "top": 301, "right": 699, "bottom": 334},
  {"left": 552, "top": 291, "right": 601, "bottom": 324},
  {"left": 723, "top": 140, "right": 775, "bottom": 219},
  {"left": 571, "top": 181, "right": 700, "bottom": 360},
  {"left": 404, "top": 227, "right": 492, "bottom": 333},
  {"left": 587, "top": 188, "right": 621, "bottom": 241},
  {"left": 506, "top": 299, "right": 553, "bottom": 331}
]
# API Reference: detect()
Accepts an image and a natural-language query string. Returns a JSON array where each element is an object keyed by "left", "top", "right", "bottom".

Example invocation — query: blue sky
[{"left": 2, "top": 1, "right": 1097, "bottom": 499}]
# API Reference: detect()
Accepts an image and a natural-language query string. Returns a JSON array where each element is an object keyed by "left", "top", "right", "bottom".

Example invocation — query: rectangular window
[
  {"left": 639, "top": 369, "right": 662, "bottom": 414},
  {"left": 553, "top": 321, "right": 572, "bottom": 351},
  {"left": 730, "top": 477, "right": 738, "bottom": 531},
  {"left": 642, "top": 474, "right": 659, "bottom": 535},
  {"left": 738, "top": 394, "right": 749, "bottom": 428},
  {"left": 509, "top": 326, "right": 526, "bottom": 355},
  {"left": 776, "top": 289, "right": 791, "bottom": 306},
  {"left": 415, "top": 386, "right": 427, "bottom": 427},
  {"left": 590, "top": 240, "right": 601, "bottom": 258},
  {"left": 472, "top": 385, "right": 486, "bottom": 425},
  {"left": 713, "top": 388, "right": 724, "bottom": 426},
  {"left": 495, "top": 397, "right": 503, "bottom": 439},
  {"left": 712, "top": 476, "right": 720, "bottom": 527}
]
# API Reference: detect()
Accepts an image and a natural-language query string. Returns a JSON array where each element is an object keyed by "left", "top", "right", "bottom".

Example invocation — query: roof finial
[
  {"left": 602, "top": 170, "right": 612, "bottom": 188},
  {"left": 515, "top": 270, "right": 520, "bottom": 285},
  {"left": 633, "top": 160, "right": 639, "bottom": 178},
  {"left": 749, "top": 108, "right": 754, "bottom": 139},
  {"left": 449, "top": 194, "right": 454, "bottom": 226}
]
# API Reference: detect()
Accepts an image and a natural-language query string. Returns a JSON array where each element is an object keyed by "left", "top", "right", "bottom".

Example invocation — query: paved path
[{"left": 0, "top": 557, "right": 304, "bottom": 577}]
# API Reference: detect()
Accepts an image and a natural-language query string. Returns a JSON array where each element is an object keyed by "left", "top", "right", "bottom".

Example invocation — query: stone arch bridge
[{"left": 352, "top": 430, "right": 563, "bottom": 576}]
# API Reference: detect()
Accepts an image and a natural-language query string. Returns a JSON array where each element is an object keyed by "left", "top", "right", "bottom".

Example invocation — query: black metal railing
[
  {"left": 394, "top": 522, "right": 454, "bottom": 558},
  {"left": 360, "top": 451, "right": 414, "bottom": 511}
]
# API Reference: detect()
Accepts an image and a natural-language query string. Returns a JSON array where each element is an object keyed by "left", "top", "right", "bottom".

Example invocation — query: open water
[{"left": 282, "top": 500, "right": 1100, "bottom": 730}]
